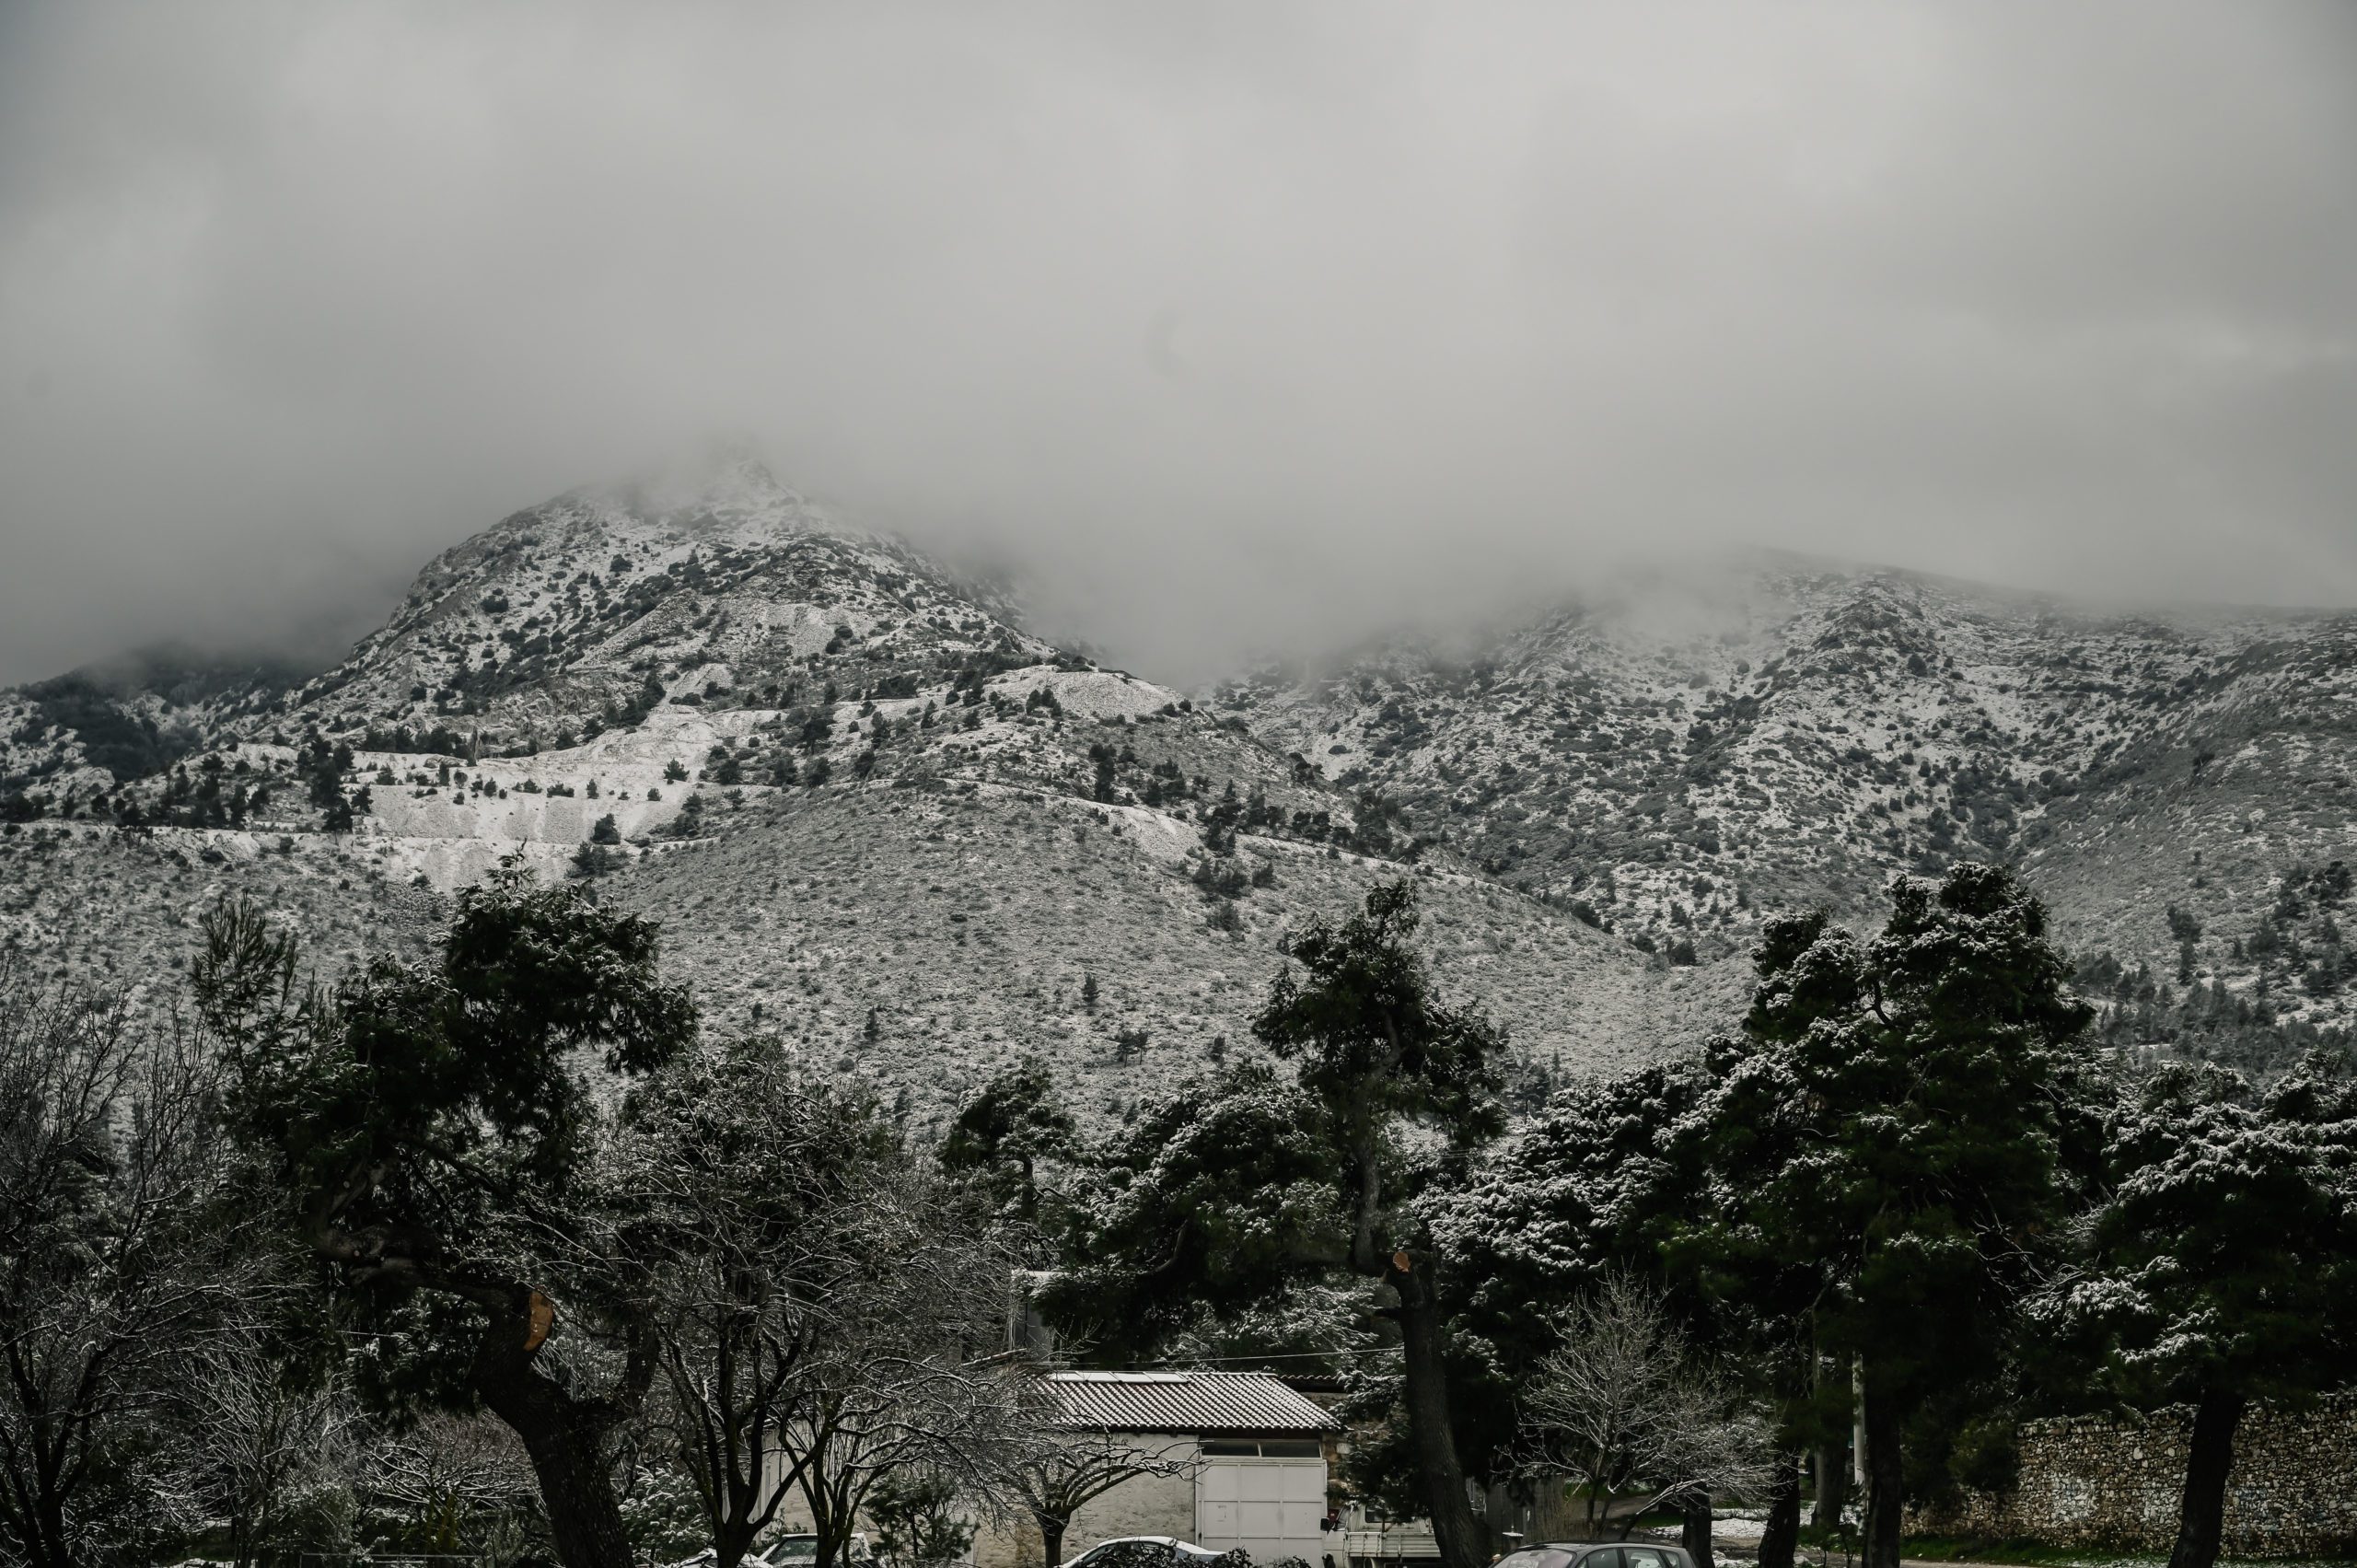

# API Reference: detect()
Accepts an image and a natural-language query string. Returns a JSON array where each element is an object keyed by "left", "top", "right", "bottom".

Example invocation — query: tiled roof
[{"left": 1046, "top": 1372, "right": 1341, "bottom": 1435}]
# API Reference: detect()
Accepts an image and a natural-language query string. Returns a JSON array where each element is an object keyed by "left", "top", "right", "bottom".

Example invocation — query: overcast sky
[{"left": 3, "top": 2, "right": 2353, "bottom": 685}]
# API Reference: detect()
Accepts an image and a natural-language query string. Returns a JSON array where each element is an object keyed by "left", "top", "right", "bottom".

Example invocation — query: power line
[{"left": 1145, "top": 1348, "right": 1402, "bottom": 1365}]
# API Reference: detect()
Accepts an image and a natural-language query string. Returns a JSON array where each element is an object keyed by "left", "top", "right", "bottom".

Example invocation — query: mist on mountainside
[{"left": 4, "top": 3, "right": 2355, "bottom": 688}]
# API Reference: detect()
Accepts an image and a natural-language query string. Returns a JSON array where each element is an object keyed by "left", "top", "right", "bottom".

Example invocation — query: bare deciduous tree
[
  {"left": 598, "top": 1045, "right": 894, "bottom": 1568},
  {"left": 0, "top": 965, "right": 266, "bottom": 1568},
  {"left": 1516, "top": 1274, "right": 1771, "bottom": 1542},
  {"left": 992, "top": 1422, "right": 1198, "bottom": 1568},
  {"left": 364, "top": 1411, "right": 546, "bottom": 1561},
  {"left": 594, "top": 1041, "right": 1038, "bottom": 1568},
  {"left": 177, "top": 1325, "right": 357, "bottom": 1568},
  {"left": 772, "top": 1166, "right": 1035, "bottom": 1568}
]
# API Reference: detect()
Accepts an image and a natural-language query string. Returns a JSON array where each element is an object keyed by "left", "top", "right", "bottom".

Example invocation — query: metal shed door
[{"left": 1196, "top": 1458, "right": 1326, "bottom": 1563}]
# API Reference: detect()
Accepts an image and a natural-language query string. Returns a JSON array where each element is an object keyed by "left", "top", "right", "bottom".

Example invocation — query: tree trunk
[
  {"left": 2165, "top": 1388, "right": 2247, "bottom": 1568},
  {"left": 1388, "top": 1258, "right": 1490, "bottom": 1568},
  {"left": 474, "top": 1340, "right": 637, "bottom": 1568},
  {"left": 1810, "top": 1441, "right": 1848, "bottom": 1532},
  {"left": 715, "top": 1510, "right": 759, "bottom": 1568},
  {"left": 1811, "top": 1349, "right": 1849, "bottom": 1533},
  {"left": 1680, "top": 1496, "right": 1715, "bottom": 1568},
  {"left": 1037, "top": 1511, "right": 1069, "bottom": 1568},
  {"left": 1858, "top": 1378, "right": 1904, "bottom": 1568},
  {"left": 1758, "top": 1453, "right": 1802, "bottom": 1568},
  {"left": 506, "top": 1417, "right": 639, "bottom": 1568}
]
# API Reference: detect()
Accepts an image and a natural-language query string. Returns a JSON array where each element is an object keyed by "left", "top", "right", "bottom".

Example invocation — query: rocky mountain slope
[
  {"left": 1215, "top": 562, "right": 2357, "bottom": 1049},
  {"left": 4, "top": 466, "right": 2350, "bottom": 1125}
]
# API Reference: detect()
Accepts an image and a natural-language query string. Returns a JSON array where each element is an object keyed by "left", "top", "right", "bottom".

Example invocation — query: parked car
[
  {"left": 765, "top": 1535, "right": 875, "bottom": 1567},
  {"left": 672, "top": 1536, "right": 878, "bottom": 1568},
  {"left": 1060, "top": 1538, "right": 1224, "bottom": 1568},
  {"left": 1494, "top": 1546, "right": 1694, "bottom": 1568}
]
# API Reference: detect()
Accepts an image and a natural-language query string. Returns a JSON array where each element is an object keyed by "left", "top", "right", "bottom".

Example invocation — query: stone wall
[{"left": 1917, "top": 1395, "right": 2357, "bottom": 1557}]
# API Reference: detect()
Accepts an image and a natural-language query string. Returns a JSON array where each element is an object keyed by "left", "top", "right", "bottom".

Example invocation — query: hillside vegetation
[{"left": 5, "top": 466, "right": 2349, "bottom": 1102}]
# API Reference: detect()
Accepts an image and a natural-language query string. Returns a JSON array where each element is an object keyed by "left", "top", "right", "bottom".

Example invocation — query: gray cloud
[{"left": 3, "top": 0, "right": 2352, "bottom": 685}]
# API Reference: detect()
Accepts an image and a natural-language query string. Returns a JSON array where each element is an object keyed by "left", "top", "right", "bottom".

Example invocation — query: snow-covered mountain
[
  {"left": 4, "top": 467, "right": 2351, "bottom": 1128},
  {"left": 1215, "top": 561, "right": 2357, "bottom": 1051}
]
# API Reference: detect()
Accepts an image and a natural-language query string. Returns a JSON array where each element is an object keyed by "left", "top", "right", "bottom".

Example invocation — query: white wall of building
[{"left": 973, "top": 1434, "right": 1202, "bottom": 1568}]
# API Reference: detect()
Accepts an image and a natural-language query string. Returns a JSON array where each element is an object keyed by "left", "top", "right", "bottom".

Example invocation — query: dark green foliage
[
  {"left": 2067, "top": 1054, "right": 2357, "bottom": 1410},
  {"left": 1192, "top": 855, "right": 1249, "bottom": 901},
  {"left": 2043, "top": 1052, "right": 2357, "bottom": 1568},
  {"left": 195, "top": 872, "right": 695, "bottom": 1402},
  {"left": 193, "top": 874, "right": 697, "bottom": 1568},
  {"left": 1694, "top": 865, "right": 2101, "bottom": 1562},
  {"left": 360, "top": 723, "right": 472, "bottom": 756},
  {"left": 865, "top": 1469, "right": 976, "bottom": 1568},
  {"left": 1246, "top": 879, "right": 1504, "bottom": 1568},
  {"left": 1435, "top": 1056, "right": 1720, "bottom": 1477},
  {"left": 2081, "top": 953, "right": 2353, "bottom": 1078},
  {"left": 1254, "top": 880, "right": 1506, "bottom": 1180},
  {"left": 1042, "top": 1063, "right": 1340, "bottom": 1363},
  {"left": 940, "top": 1057, "right": 1076, "bottom": 1224},
  {"left": 24, "top": 673, "right": 198, "bottom": 783},
  {"left": 1201, "top": 783, "right": 1242, "bottom": 853}
]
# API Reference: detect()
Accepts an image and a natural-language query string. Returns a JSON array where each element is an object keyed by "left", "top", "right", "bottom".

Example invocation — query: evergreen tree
[
  {"left": 1694, "top": 865, "right": 2099, "bottom": 1568},
  {"left": 939, "top": 1056, "right": 1077, "bottom": 1224},
  {"left": 2052, "top": 1053, "right": 2357, "bottom": 1568},
  {"left": 1250, "top": 881, "right": 1505, "bottom": 1568},
  {"left": 1042, "top": 1063, "right": 1338, "bottom": 1364},
  {"left": 192, "top": 876, "right": 698, "bottom": 1568}
]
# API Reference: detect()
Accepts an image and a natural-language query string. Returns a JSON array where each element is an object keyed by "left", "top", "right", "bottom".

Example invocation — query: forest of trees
[{"left": 0, "top": 865, "right": 2351, "bottom": 1568}]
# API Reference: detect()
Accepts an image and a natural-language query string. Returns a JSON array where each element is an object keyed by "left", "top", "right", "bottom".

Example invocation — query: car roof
[{"left": 1536, "top": 1549, "right": 1684, "bottom": 1557}]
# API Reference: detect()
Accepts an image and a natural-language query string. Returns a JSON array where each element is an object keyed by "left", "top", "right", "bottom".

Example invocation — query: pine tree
[
  {"left": 193, "top": 879, "right": 696, "bottom": 1568},
  {"left": 1251, "top": 880, "right": 1505, "bottom": 1568},
  {"left": 1695, "top": 865, "right": 2100, "bottom": 1568},
  {"left": 2055, "top": 1054, "right": 2357, "bottom": 1568},
  {"left": 939, "top": 1056, "right": 1076, "bottom": 1223}
]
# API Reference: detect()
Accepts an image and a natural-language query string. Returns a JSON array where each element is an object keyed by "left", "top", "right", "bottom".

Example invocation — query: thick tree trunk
[
  {"left": 1858, "top": 1378, "right": 1904, "bottom": 1568},
  {"left": 474, "top": 1332, "right": 638, "bottom": 1568},
  {"left": 1810, "top": 1441, "right": 1848, "bottom": 1532},
  {"left": 1388, "top": 1258, "right": 1490, "bottom": 1568},
  {"left": 1037, "top": 1512, "right": 1069, "bottom": 1568},
  {"left": 2165, "top": 1388, "right": 2247, "bottom": 1568},
  {"left": 1758, "top": 1453, "right": 1802, "bottom": 1568},
  {"left": 1679, "top": 1496, "right": 1715, "bottom": 1568},
  {"left": 714, "top": 1509, "right": 759, "bottom": 1568}
]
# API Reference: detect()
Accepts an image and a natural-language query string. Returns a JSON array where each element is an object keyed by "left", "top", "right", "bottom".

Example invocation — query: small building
[{"left": 978, "top": 1372, "right": 1341, "bottom": 1568}]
